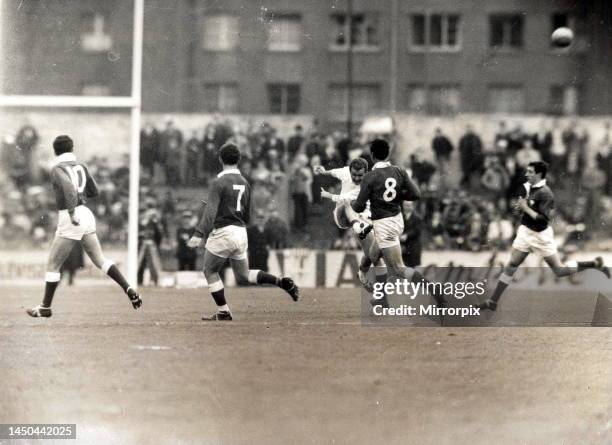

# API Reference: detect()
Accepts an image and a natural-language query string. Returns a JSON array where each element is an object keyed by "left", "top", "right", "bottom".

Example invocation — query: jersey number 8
[
  {"left": 65, "top": 165, "right": 86, "bottom": 193},
  {"left": 383, "top": 177, "right": 397, "bottom": 202}
]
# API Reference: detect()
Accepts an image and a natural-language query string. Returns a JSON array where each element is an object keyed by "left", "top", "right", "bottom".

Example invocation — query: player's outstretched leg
[
  {"left": 544, "top": 255, "right": 611, "bottom": 279},
  {"left": 477, "top": 249, "right": 528, "bottom": 311},
  {"left": 231, "top": 258, "right": 300, "bottom": 301},
  {"left": 203, "top": 249, "right": 232, "bottom": 320},
  {"left": 81, "top": 233, "right": 142, "bottom": 309},
  {"left": 27, "top": 236, "right": 77, "bottom": 318}
]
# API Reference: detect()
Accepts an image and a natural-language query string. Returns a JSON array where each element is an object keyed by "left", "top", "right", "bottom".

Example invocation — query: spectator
[
  {"left": 458, "top": 124, "right": 484, "bottom": 189},
  {"left": 140, "top": 122, "right": 159, "bottom": 180},
  {"left": 247, "top": 210, "right": 271, "bottom": 271},
  {"left": 431, "top": 127, "right": 453, "bottom": 176},
  {"left": 596, "top": 122, "right": 612, "bottom": 196},
  {"left": 2, "top": 135, "right": 30, "bottom": 190},
  {"left": 409, "top": 150, "right": 437, "bottom": 189},
  {"left": 481, "top": 154, "right": 510, "bottom": 203},
  {"left": 265, "top": 209, "right": 290, "bottom": 248},
  {"left": 549, "top": 119, "right": 567, "bottom": 180},
  {"left": 159, "top": 119, "right": 183, "bottom": 186},
  {"left": 400, "top": 201, "right": 423, "bottom": 267},
  {"left": 494, "top": 120, "right": 511, "bottom": 153},
  {"left": 287, "top": 124, "right": 305, "bottom": 162},
  {"left": 15, "top": 123, "right": 39, "bottom": 182},
  {"left": 290, "top": 154, "right": 313, "bottom": 230},
  {"left": 533, "top": 119, "right": 553, "bottom": 164},
  {"left": 138, "top": 208, "right": 164, "bottom": 285},
  {"left": 262, "top": 128, "right": 285, "bottom": 167},
  {"left": 202, "top": 124, "right": 220, "bottom": 179},
  {"left": 184, "top": 130, "right": 201, "bottom": 186},
  {"left": 176, "top": 211, "right": 197, "bottom": 271}
]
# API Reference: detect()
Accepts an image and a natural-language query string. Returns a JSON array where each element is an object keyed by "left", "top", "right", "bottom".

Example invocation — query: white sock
[{"left": 218, "top": 304, "right": 230, "bottom": 312}]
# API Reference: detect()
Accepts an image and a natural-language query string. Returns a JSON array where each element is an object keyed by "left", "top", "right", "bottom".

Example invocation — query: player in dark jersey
[
  {"left": 26, "top": 135, "right": 141, "bottom": 318},
  {"left": 478, "top": 161, "right": 610, "bottom": 311},
  {"left": 187, "top": 143, "right": 299, "bottom": 321},
  {"left": 352, "top": 139, "right": 445, "bottom": 307}
]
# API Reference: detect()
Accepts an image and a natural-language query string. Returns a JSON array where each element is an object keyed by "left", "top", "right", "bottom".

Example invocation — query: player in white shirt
[{"left": 314, "top": 158, "right": 383, "bottom": 289}]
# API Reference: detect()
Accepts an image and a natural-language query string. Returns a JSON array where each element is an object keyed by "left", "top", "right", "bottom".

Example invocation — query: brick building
[{"left": 2, "top": 0, "right": 611, "bottom": 122}]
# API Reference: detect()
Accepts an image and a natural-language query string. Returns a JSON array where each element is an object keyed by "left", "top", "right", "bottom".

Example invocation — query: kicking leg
[
  {"left": 230, "top": 257, "right": 300, "bottom": 302},
  {"left": 478, "top": 248, "right": 529, "bottom": 311},
  {"left": 81, "top": 233, "right": 142, "bottom": 309},
  {"left": 344, "top": 204, "right": 372, "bottom": 240},
  {"left": 27, "top": 236, "right": 77, "bottom": 317},
  {"left": 544, "top": 254, "right": 611, "bottom": 279},
  {"left": 203, "top": 249, "right": 232, "bottom": 320}
]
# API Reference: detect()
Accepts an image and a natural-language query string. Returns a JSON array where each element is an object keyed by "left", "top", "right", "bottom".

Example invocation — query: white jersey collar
[
  {"left": 524, "top": 179, "right": 546, "bottom": 193},
  {"left": 217, "top": 168, "right": 241, "bottom": 178},
  {"left": 54, "top": 152, "right": 77, "bottom": 165},
  {"left": 372, "top": 161, "right": 391, "bottom": 170}
]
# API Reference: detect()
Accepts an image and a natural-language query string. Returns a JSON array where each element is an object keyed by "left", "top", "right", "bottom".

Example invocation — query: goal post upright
[{"left": 0, "top": 0, "right": 145, "bottom": 288}]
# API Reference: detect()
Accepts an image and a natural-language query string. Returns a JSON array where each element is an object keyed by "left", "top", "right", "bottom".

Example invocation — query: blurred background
[{"left": 1, "top": 0, "right": 611, "bottom": 285}]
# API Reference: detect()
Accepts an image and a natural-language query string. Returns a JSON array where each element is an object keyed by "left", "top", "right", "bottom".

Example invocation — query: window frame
[
  {"left": 408, "top": 12, "right": 462, "bottom": 53},
  {"left": 328, "top": 12, "right": 381, "bottom": 53},
  {"left": 201, "top": 14, "right": 240, "bottom": 52},
  {"left": 267, "top": 13, "right": 303, "bottom": 52}
]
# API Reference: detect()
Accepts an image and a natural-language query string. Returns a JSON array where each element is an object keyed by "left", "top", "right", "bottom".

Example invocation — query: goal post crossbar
[{"left": 0, "top": 0, "right": 145, "bottom": 288}]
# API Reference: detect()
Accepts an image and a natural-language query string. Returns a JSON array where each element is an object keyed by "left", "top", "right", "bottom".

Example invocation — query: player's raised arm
[{"left": 399, "top": 169, "right": 421, "bottom": 201}]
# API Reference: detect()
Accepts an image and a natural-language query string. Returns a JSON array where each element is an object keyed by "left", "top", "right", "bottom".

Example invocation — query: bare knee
[{"left": 235, "top": 273, "right": 249, "bottom": 286}]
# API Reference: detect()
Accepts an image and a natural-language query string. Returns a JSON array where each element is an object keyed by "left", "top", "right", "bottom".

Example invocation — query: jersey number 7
[{"left": 233, "top": 184, "right": 245, "bottom": 211}]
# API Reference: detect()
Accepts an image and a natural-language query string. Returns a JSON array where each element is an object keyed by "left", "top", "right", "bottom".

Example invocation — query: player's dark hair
[
  {"left": 370, "top": 139, "right": 390, "bottom": 161},
  {"left": 53, "top": 135, "right": 73, "bottom": 156},
  {"left": 349, "top": 157, "right": 368, "bottom": 172},
  {"left": 528, "top": 161, "right": 548, "bottom": 178},
  {"left": 219, "top": 143, "right": 241, "bottom": 166}
]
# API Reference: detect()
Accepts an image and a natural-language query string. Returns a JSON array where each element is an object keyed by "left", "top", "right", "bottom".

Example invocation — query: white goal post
[{"left": 0, "top": 0, "right": 145, "bottom": 287}]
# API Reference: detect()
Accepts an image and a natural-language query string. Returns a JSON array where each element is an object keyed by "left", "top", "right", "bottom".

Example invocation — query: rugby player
[
  {"left": 351, "top": 139, "right": 446, "bottom": 307},
  {"left": 27, "top": 135, "right": 142, "bottom": 317},
  {"left": 314, "top": 158, "right": 384, "bottom": 289},
  {"left": 478, "top": 161, "right": 610, "bottom": 311},
  {"left": 187, "top": 143, "right": 299, "bottom": 321}
]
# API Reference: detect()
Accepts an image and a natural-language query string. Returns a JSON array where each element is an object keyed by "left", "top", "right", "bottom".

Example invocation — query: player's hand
[
  {"left": 187, "top": 236, "right": 203, "bottom": 248},
  {"left": 313, "top": 165, "right": 325, "bottom": 175},
  {"left": 516, "top": 197, "right": 529, "bottom": 211},
  {"left": 320, "top": 188, "right": 332, "bottom": 200},
  {"left": 69, "top": 214, "right": 80, "bottom": 226}
]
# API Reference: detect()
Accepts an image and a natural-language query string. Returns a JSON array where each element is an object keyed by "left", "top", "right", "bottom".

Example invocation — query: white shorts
[
  {"left": 205, "top": 225, "right": 248, "bottom": 260},
  {"left": 333, "top": 205, "right": 372, "bottom": 230},
  {"left": 372, "top": 213, "right": 404, "bottom": 249},
  {"left": 56, "top": 205, "right": 96, "bottom": 240},
  {"left": 512, "top": 225, "right": 558, "bottom": 257}
]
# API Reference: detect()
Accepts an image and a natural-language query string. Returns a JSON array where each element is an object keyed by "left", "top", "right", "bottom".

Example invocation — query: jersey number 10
[{"left": 65, "top": 165, "right": 86, "bottom": 193}]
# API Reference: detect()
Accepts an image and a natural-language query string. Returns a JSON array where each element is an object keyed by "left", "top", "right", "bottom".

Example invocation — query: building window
[
  {"left": 202, "top": 15, "right": 239, "bottom": 51},
  {"left": 489, "top": 14, "right": 523, "bottom": 48},
  {"left": 328, "top": 84, "right": 381, "bottom": 120},
  {"left": 330, "top": 13, "right": 379, "bottom": 50},
  {"left": 203, "top": 84, "right": 238, "bottom": 113},
  {"left": 267, "top": 14, "right": 302, "bottom": 51},
  {"left": 267, "top": 84, "right": 301, "bottom": 114},
  {"left": 81, "top": 83, "right": 111, "bottom": 96},
  {"left": 488, "top": 85, "right": 525, "bottom": 113},
  {"left": 409, "top": 14, "right": 461, "bottom": 50},
  {"left": 549, "top": 85, "right": 579, "bottom": 115},
  {"left": 81, "top": 13, "right": 112, "bottom": 52},
  {"left": 406, "top": 84, "right": 460, "bottom": 115}
]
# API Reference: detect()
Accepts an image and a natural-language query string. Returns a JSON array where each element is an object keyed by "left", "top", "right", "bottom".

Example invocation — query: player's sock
[
  {"left": 577, "top": 260, "right": 596, "bottom": 271},
  {"left": 209, "top": 281, "right": 228, "bottom": 307},
  {"left": 490, "top": 273, "right": 513, "bottom": 303},
  {"left": 102, "top": 260, "right": 130, "bottom": 292},
  {"left": 248, "top": 270, "right": 281, "bottom": 286},
  {"left": 42, "top": 272, "right": 61, "bottom": 308}
]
